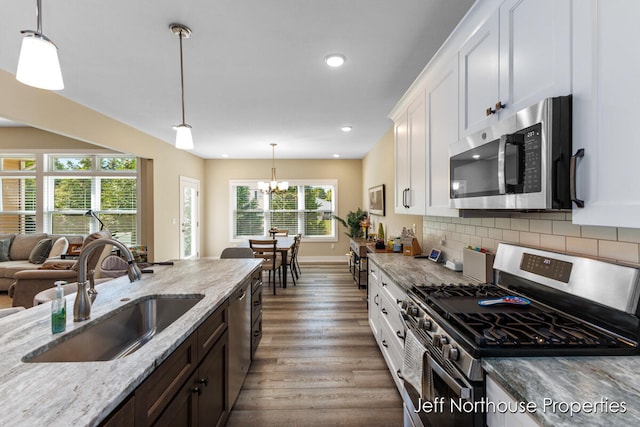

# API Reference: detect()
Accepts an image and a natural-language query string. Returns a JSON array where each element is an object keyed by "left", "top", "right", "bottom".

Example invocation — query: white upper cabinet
[
  {"left": 426, "top": 56, "right": 459, "bottom": 217},
  {"left": 459, "top": 0, "right": 571, "bottom": 137},
  {"left": 459, "top": 10, "right": 500, "bottom": 136},
  {"left": 572, "top": 0, "right": 640, "bottom": 228},
  {"left": 394, "top": 95, "right": 426, "bottom": 215}
]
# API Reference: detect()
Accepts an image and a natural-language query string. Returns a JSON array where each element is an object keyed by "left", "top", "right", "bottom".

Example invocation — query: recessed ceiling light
[
  {"left": 341, "top": 126, "right": 352, "bottom": 132},
  {"left": 325, "top": 54, "right": 346, "bottom": 67},
  {"left": 333, "top": 154, "right": 340, "bottom": 158},
  {"left": 472, "top": 154, "right": 480, "bottom": 159}
]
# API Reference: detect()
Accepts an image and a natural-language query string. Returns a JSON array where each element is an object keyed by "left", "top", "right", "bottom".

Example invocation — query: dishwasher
[{"left": 228, "top": 278, "right": 251, "bottom": 409}]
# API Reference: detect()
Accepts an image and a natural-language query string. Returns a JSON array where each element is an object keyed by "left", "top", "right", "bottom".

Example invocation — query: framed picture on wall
[{"left": 369, "top": 184, "right": 385, "bottom": 216}]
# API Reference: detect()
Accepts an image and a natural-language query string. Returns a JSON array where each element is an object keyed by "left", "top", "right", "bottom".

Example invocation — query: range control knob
[
  {"left": 409, "top": 307, "right": 419, "bottom": 317},
  {"left": 439, "top": 336, "right": 449, "bottom": 347},
  {"left": 418, "top": 318, "right": 432, "bottom": 331},
  {"left": 432, "top": 334, "right": 442, "bottom": 347},
  {"left": 443, "top": 344, "right": 459, "bottom": 361}
]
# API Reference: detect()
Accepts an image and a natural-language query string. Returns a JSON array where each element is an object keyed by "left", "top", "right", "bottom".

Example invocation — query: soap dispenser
[{"left": 51, "top": 281, "right": 67, "bottom": 334}]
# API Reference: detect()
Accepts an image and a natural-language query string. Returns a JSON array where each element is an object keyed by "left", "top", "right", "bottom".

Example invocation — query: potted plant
[{"left": 332, "top": 208, "right": 368, "bottom": 238}]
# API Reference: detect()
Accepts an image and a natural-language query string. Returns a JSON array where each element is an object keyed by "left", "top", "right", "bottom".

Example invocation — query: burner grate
[{"left": 451, "top": 311, "right": 621, "bottom": 348}]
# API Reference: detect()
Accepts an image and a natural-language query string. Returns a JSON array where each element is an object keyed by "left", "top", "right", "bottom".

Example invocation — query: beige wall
[
  {"left": 362, "top": 127, "right": 423, "bottom": 246},
  {"left": 204, "top": 158, "right": 362, "bottom": 259},
  {"left": 0, "top": 127, "right": 109, "bottom": 151},
  {"left": 0, "top": 69, "right": 205, "bottom": 261}
]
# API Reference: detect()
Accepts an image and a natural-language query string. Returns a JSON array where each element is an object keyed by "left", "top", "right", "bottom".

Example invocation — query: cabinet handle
[
  {"left": 254, "top": 329, "right": 261, "bottom": 337},
  {"left": 237, "top": 289, "right": 247, "bottom": 301},
  {"left": 396, "top": 298, "right": 402, "bottom": 304},
  {"left": 570, "top": 148, "right": 585, "bottom": 208},
  {"left": 382, "top": 282, "right": 387, "bottom": 287},
  {"left": 253, "top": 300, "right": 261, "bottom": 306},
  {"left": 485, "top": 106, "right": 495, "bottom": 116},
  {"left": 191, "top": 386, "right": 202, "bottom": 396},
  {"left": 396, "top": 330, "right": 405, "bottom": 341},
  {"left": 404, "top": 188, "right": 411, "bottom": 208},
  {"left": 374, "top": 294, "right": 379, "bottom": 306},
  {"left": 198, "top": 378, "right": 208, "bottom": 387},
  {"left": 495, "top": 101, "right": 506, "bottom": 111},
  {"left": 397, "top": 369, "right": 404, "bottom": 380},
  {"left": 382, "top": 308, "right": 388, "bottom": 315},
  {"left": 382, "top": 340, "right": 388, "bottom": 348}
]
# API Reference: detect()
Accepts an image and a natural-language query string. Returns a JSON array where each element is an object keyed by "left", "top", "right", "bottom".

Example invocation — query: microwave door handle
[
  {"left": 427, "top": 355, "right": 471, "bottom": 399},
  {"left": 498, "top": 135, "right": 507, "bottom": 194}
]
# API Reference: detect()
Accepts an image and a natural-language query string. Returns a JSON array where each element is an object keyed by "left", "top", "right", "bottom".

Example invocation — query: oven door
[{"left": 402, "top": 329, "right": 484, "bottom": 427}]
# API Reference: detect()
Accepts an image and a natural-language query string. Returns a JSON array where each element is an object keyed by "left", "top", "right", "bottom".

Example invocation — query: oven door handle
[
  {"left": 427, "top": 355, "right": 471, "bottom": 399},
  {"left": 498, "top": 135, "right": 507, "bottom": 195}
]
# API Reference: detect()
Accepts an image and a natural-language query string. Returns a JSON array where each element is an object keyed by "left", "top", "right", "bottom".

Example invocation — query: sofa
[
  {"left": 0, "top": 233, "right": 85, "bottom": 292},
  {"left": 9, "top": 231, "right": 113, "bottom": 308}
]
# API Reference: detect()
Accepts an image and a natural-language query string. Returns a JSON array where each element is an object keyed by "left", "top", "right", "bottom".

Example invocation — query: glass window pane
[
  {"left": 51, "top": 214, "right": 90, "bottom": 235},
  {"left": 102, "top": 214, "right": 137, "bottom": 245},
  {"left": 234, "top": 185, "right": 265, "bottom": 238},
  {"left": 53, "top": 178, "right": 92, "bottom": 211},
  {"left": 0, "top": 177, "right": 37, "bottom": 234},
  {"left": 51, "top": 157, "right": 92, "bottom": 171},
  {"left": 1, "top": 156, "right": 36, "bottom": 171},
  {"left": 100, "top": 178, "right": 137, "bottom": 210},
  {"left": 99, "top": 157, "right": 137, "bottom": 171},
  {"left": 0, "top": 214, "right": 36, "bottom": 234}
]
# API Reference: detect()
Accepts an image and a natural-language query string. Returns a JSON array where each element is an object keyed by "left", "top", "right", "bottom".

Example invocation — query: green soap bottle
[{"left": 51, "top": 281, "right": 67, "bottom": 334}]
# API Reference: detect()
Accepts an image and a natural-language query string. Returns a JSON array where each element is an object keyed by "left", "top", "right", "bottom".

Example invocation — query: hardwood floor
[{"left": 226, "top": 263, "right": 403, "bottom": 427}]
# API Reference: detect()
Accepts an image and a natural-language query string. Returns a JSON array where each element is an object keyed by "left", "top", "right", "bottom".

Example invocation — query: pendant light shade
[
  {"left": 16, "top": 1, "right": 63, "bottom": 90},
  {"left": 174, "top": 123, "right": 193, "bottom": 150},
  {"left": 170, "top": 23, "right": 193, "bottom": 150}
]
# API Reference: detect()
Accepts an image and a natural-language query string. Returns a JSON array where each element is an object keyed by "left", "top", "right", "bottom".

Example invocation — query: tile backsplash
[{"left": 422, "top": 212, "right": 640, "bottom": 267}]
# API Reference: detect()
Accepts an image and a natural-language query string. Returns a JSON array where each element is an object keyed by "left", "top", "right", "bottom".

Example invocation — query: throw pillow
[
  {"left": 49, "top": 237, "right": 70, "bottom": 259},
  {"left": 28, "top": 238, "right": 54, "bottom": 264},
  {"left": 0, "top": 237, "right": 10, "bottom": 262}
]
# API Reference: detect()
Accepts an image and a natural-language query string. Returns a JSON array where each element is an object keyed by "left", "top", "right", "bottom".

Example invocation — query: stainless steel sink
[{"left": 23, "top": 295, "right": 204, "bottom": 363}]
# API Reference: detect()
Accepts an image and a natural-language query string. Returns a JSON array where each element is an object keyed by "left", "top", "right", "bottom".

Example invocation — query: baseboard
[{"left": 297, "top": 256, "right": 348, "bottom": 263}]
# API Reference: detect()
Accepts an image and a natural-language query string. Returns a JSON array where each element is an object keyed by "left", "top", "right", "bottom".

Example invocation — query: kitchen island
[{"left": 0, "top": 258, "right": 261, "bottom": 426}]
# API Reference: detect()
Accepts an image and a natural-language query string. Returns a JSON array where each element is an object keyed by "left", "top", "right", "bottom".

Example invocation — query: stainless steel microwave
[{"left": 449, "top": 95, "right": 573, "bottom": 210}]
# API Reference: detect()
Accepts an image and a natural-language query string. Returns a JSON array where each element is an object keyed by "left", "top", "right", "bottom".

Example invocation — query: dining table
[{"left": 241, "top": 236, "right": 295, "bottom": 288}]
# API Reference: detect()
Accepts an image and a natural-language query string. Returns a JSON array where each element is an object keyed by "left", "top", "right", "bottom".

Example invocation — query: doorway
[{"left": 179, "top": 176, "right": 200, "bottom": 259}]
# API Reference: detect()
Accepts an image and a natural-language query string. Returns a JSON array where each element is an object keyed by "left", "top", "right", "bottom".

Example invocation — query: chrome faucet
[{"left": 74, "top": 238, "right": 143, "bottom": 322}]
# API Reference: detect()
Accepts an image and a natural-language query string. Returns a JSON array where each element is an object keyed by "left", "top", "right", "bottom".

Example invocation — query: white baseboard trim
[{"left": 297, "top": 256, "right": 349, "bottom": 263}]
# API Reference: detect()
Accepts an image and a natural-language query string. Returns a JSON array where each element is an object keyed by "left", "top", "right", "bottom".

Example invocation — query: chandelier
[{"left": 258, "top": 143, "right": 289, "bottom": 194}]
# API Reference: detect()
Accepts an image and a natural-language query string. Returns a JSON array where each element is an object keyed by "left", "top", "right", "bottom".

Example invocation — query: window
[
  {"left": 45, "top": 156, "right": 138, "bottom": 245},
  {"left": 0, "top": 156, "right": 37, "bottom": 234},
  {"left": 231, "top": 180, "right": 337, "bottom": 241},
  {"left": 0, "top": 154, "right": 139, "bottom": 246}
]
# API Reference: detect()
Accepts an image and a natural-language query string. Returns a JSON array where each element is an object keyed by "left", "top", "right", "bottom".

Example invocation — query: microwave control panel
[{"left": 519, "top": 123, "right": 542, "bottom": 193}]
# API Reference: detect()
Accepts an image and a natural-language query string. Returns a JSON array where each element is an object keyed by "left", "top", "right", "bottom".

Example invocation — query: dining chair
[
  {"left": 285, "top": 235, "right": 300, "bottom": 286},
  {"left": 220, "top": 247, "right": 255, "bottom": 259},
  {"left": 249, "top": 239, "right": 282, "bottom": 295},
  {"left": 273, "top": 229, "right": 289, "bottom": 237},
  {"left": 293, "top": 233, "right": 302, "bottom": 278}
]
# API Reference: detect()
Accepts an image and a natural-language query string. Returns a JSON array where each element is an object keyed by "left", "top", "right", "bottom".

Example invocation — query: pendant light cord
[
  {"left": 36, "top": 0, "right": 42, "bottom": 33},
  {"left": 179, "top": 30, "right": 186, "bottom": 124}
]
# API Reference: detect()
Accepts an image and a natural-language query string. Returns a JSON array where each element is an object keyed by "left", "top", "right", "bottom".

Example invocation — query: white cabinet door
[
  {"left": 499, "top": 0, "right": 571, "bottom": 114},
  {"left": 459, "top": 10, "right": 500, "bottom": 136},
  {"left": 426, "top": 56, "right": 460, "bottom": 217},
  {"left": 407, "top": 95, "right": 427, "bottom": 215},
  {"left": 394, "top": 95, "right": 426, "bottom": 215},
  {"left": 394, "top": 114, "right": 410, "bottom": 213},
  {"left": 572, "top": 0, "right": 640, "bottom": 228},
  {"left": 485, "top": 375, "right": 540, "bottom": 427},
  {"left": 368, "top": 262, "right": 380, "bottom": 340},
  {"left": 459, "top": 1, "right": 571, "bottom": 138}
]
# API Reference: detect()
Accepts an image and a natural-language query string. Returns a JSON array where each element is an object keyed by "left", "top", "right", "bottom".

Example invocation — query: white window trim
[{"left": 229, "top": 179, "right": 338, "bottom": 243}]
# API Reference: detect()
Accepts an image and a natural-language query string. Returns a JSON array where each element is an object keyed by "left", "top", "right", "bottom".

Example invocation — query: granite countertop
[
  {"left": 483, "top": 356, "right": 640, "bottom": 426},
  {"left": 367, "top": 252, "right": 481, "bottom": 291},
  {"left": 0, "top": 258, "right": 261, "bottom": 427}
]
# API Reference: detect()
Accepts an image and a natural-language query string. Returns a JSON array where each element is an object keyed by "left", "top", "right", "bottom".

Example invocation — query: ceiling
[{"left": 0, "top": 0, "right": 474, "bottom": 159}]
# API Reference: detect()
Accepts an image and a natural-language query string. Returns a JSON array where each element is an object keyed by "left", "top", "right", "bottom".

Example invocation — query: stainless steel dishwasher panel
[{"left": 228, "top": 279, "right": 252, "bottom": 409}]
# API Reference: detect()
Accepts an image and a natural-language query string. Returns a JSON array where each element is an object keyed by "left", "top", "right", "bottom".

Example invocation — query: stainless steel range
[{"left": 400, "top": 243, "right": 640, "bottom": 427}]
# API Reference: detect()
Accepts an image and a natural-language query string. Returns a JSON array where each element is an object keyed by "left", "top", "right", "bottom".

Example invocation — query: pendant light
[
  {"left": 16, "top": 0, "right": 64, "bottom": 90},
  {"left": 258, "top": 144, "right": 289, "bottom": 194},
  {"left": 170, "top": 23, "right": 193, "bottom": 150}
]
